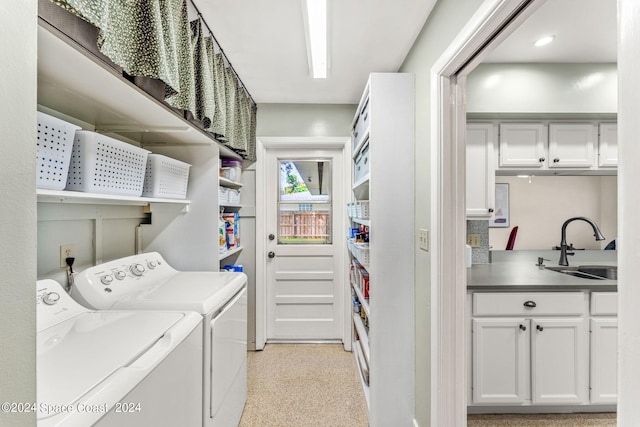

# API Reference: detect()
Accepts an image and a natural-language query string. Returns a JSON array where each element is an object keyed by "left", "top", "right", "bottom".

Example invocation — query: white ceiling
[
  {"left": 193, "top": 0, "right": 437, "bottom": 104},
  {"left": 485, "top": 0, "right": 617, "bottom": 63},
  {"left": 193, "top": 0, "right": 616, "bottom": 105}
]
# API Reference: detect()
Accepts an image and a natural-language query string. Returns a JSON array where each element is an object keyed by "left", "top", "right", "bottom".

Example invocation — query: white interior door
[{"left": 261, "top": 143, "right": 348, "bottom": 342}]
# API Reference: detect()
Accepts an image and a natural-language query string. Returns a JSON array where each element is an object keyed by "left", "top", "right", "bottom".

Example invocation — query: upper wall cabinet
[
  {"left": 548, "top": 123, "right": 596, "bottom": 169},
  {"left": 466, "top": 123, "right": 496, "bottom": 218},
  {"left": 498, "top": 123, "right": 547, "bottom": 169},
  {"left": 496, "top": 121, "right": 615, "bottom": 173},
  {"left": 598, "top": 123, "right": 618, "bottom": 168}
]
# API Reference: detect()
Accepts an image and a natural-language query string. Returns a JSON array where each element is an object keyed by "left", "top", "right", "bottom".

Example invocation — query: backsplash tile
[{"left": 467, "top": 220, "right": 490, "bottom": 264}]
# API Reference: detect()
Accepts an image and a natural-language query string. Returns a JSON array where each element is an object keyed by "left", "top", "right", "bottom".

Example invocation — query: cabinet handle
[
  {"left": 553, "top": 158, "right": 560, "bottom": 163},
  {"left": 523, "top": 300, "right": 536, "bottom": 308},
  {"left": 519, "top": 324, "right": 526, "bottom": 331},
  {"left": 536, "top": 324, "right": 544, "bottom": 332},
  {"left": 539, "top": 157, "right": 545, "bottom": 162},
  {"left": 488, "top": 208, "right": 494, "bottom": 213}
]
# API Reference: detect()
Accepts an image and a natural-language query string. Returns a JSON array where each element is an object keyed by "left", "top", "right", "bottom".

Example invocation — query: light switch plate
[{"left": 418, "top": 228, "right": 429, "bottom": 251}]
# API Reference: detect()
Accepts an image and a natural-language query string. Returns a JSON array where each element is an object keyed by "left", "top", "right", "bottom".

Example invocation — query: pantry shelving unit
[
  {"left": 218, "top": 174, "right": 243, "bottom": 262},
  {"left": 348, "top": 73, "right": 415, "bottom": 427},
  {"left": 36, "top": 15, "right": 246, "bottom": 272}
]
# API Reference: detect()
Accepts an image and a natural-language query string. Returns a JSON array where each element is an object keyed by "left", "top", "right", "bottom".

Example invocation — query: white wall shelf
[
  {"left": 220, "top": 246, "right": 243, "bottom": 261},
  {"left": 352, "top": 178, "right": 369, "bottom": 200},
  {"left": 37, "top": 189, "right": 190, "bottom": 206},
  {"left": 37, "top": 21, "right": 242, "bottom": 160},
  {"left": 352, "top": 218, "right": 370, "bottom": 227},
  {"left": 219, "top": 177, "right": 243, "bottom": 189}
]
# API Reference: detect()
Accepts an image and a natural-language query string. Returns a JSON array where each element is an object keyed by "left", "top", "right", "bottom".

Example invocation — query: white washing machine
[
  {"left": 37, "top": 279, "right": 203, "bottom": 427},
  {"left": 70, "top": 252, "right": 248, "bottom": 427}
]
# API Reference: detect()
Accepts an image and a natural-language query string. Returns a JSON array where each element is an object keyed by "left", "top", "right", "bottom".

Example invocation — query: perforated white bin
[
  {"left": 36, "top": 111, "right": 81, "bottom": 190},
  {"left": 142, "top": 154, "right": 191, "bottom": 199},
  {"left": 65, "top": 131, "right": 150, "bottom": 196}
]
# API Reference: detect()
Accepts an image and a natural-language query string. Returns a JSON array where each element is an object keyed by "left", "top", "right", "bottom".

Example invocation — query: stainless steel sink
[{"left": 545, "top": 265, "right": 617, "bottom": 280}]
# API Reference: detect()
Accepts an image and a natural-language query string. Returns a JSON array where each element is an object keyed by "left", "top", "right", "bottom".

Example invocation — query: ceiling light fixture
[
  {"left": 534, "top": 35, "right": 555, "bottom": 47},
  {"left": 303, "top": 0, "right": 328, "bottom": 79}
]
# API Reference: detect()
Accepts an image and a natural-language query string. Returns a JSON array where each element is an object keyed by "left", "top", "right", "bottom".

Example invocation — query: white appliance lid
[
  {"left": 37, "top": 311, "right": 185, "bottom": 417},
  {"left": 112, "top": 272, "right": 247, "bottom": 314}
]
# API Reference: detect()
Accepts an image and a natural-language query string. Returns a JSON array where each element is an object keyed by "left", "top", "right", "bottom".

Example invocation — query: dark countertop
[{"left": 467, "top": 261, "right": 617, "bottom": 291}]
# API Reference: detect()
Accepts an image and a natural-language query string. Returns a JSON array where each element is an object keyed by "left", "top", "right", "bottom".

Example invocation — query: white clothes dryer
[
  {"left": 70, "top": 252, "right": 248, "bottom": 427},
  {"left": 37, "top": 279, "right": 203, "bottom": 427}
]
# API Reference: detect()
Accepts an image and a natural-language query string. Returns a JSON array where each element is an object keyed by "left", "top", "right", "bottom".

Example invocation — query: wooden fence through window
[{"left": 280, "top": 211, "right": 330, "bottom": 240}]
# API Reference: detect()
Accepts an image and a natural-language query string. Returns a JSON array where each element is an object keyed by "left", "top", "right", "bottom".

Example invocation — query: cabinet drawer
[
  {"left": 591, "top": 292, "right": 618, "bottom": 315},
  {"left": 473, "top": 292, "right": 586, "bottom": 316}
]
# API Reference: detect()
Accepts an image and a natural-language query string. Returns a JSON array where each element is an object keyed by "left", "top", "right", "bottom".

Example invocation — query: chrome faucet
[{"left": 558, "top": 216, "right": 605, "bottom": 266}]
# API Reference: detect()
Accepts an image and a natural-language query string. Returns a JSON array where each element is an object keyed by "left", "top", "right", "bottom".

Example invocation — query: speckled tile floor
[
  {"left": 467, "top": 412, "right": 617, "bottom": 426},
  {"left": 239, "top": 343, "right": 368, "bottom": 427}
]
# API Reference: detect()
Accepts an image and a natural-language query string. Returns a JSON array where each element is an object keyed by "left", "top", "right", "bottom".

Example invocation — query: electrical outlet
[
  {"left": 467, "top": 234, "right": 481, "bottom": 248},
  {"left": 418, "top": 228, "right": 429, "bottom": 251},
  {"left": 60, "top": 244, "right": 74, "bottom": 268}
]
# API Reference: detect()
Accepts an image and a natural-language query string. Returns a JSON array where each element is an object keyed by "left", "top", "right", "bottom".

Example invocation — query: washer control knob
[
  {"left": 100, "top": 275, "right": 114, "bottom": 285},
  {"left": 114, "top": 270, "right": 127, "bottom": 280},
  {"left": 130, "top": 263, "right": 145, "bottom": 276},
  {"left": 147, "top": 261, "right": 157, "bottom": 270},
  {"left": 43, "top": 292, "right": 60, "bottom": 305}
]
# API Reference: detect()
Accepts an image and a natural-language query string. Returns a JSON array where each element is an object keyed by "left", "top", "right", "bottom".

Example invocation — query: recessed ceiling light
[
  {"left": 534, "top": 35, "right": 555, "bottom": 47},
  {"left": 303, "top": 0, "right": 328, "bottom": 79}
]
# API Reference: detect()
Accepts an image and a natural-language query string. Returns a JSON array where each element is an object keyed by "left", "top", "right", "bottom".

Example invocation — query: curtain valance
[{"left": 51, "top": 0, "right": 257, "bottom": 161}]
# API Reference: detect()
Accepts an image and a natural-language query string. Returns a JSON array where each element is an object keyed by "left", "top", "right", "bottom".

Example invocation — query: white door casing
[
  {"left": 256, "top": 137, "right": 351, "bottom": 349},
  {"left": 431, "top": 1, "right": 545, "bottom": 425}
]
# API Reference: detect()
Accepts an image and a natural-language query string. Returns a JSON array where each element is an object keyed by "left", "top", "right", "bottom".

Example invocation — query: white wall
[
  {"left": 467, "top": 63, "right": 617, "bottom": 115},
  {"left": 397, "top": 1, "right": 485, "bottom": 425},
  {"left": 257, "top": 103, "right": 356, "bottom": 137},
  {"left": 490, "top": 176, "right": 617, "bottom": 250},
  {"left": 0, "top": 1, "right": 37, "bottom": 425}
]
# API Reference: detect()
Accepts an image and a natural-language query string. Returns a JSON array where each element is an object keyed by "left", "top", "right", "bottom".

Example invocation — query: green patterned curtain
[{"left": 50, "top": 0, "right": 257, "bottom": 160}]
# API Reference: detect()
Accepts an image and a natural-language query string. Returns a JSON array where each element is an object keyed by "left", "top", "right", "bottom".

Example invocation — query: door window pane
[{"left": 278, "top": 160, "right": 332, "bottom": 244}]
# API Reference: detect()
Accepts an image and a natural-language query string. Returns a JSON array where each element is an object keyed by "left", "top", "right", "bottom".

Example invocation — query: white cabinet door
[
  {"left": 466, "top": 123, "right": 495, "bottom": 218},
  {"left": 531, "top": 318, "right": 588, "bottom": 405},
  {"left": 498, "top": 123, "right": 546, "bottom": 168},
  {"left": 472, "top": 318, "right": 530, "bottom": 404},
  {"left": 590, "top": 318, "right": 618, "bottom": 404},
  {"left": 548, "top": 123, "right": 597, "bottom": 169},
  {"left": 598, "top": 123, "right": 618, "bottom": 168}
]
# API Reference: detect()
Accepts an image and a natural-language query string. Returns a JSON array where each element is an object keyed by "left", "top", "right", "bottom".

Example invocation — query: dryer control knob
[
  {"left": 114, "top": 270, "right": 127, "bottom": 280},
  {"left": 43, "top": 292, "right": 60, "bottom": 305},
  {"left": 100, "top": 275, "right": 114, "bottom": 285},
  {"left": 130, "top": 263, "right": 145, "bottom": 276},
  {"left": 147, "top": 261, "right": 157, "bottom": 269}
]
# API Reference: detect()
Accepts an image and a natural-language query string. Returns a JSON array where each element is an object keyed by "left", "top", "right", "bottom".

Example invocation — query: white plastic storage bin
[
  {"left": 220, "top": 159, "right": 242, "bottom": 182},
  {"left": 228, "top": 189, "right": 241, "bottom": 204},
  {"left": 354, "top": 141, "right": 370, "bottom": 182},
  {"left": 219, "top": 187, "right": 229, "bottom": 204},
  {"left": 142, "top": 154, "right": 191, "bottom": 199},
  {"left": 36, "top": 111, "right": 81, "bottom": 190},
  {"left": 356, "top": 201, "right": 370, "bottom": 219},
  {"left": 65, "top": 131, "right": 150, "bottom": 196},
  {"left": 354, "top": 243, "right": 370, "bottom": 267}
]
